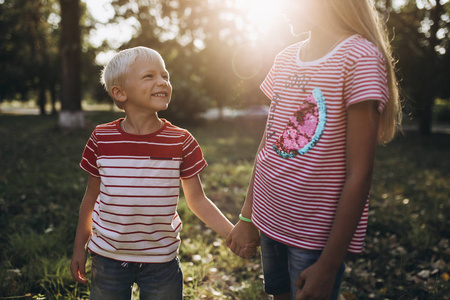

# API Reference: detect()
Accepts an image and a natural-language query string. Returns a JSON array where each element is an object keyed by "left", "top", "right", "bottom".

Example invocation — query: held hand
[
  {"left": 70, "top": 249, "right": 88, "bottom": 284},
  {"left": 239, "top": 241, "right": 259, "bottom": 258},
  {"left": 226, "top": 220, "right": 260, "bottom": 259},
  {"left": 295, "top": 261, "right": 337, "bottom": 300}
]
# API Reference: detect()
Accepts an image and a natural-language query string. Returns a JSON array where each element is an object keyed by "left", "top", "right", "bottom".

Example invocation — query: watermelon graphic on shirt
[{"left": 273, "top": 88, "right": 327, "bottom": 159}]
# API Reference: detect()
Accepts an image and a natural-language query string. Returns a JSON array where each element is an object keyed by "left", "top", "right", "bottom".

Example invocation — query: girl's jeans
[
  {"left": 260, "top": 232, "right": 345, "bottom": 300},
  {"left": 89, "top": 252, "right": 183, "bottom": 300}
]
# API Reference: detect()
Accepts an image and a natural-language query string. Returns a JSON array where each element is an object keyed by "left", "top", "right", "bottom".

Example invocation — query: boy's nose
[{"left": 157, "top": 77, "right": 168, "bottom": 85}]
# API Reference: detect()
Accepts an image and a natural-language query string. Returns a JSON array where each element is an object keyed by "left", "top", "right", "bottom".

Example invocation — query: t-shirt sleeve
[
  {"left": 180, "top": 131, "right": 207, "bottom": 179},
  {"left": 260, "top": 61, "right": 276, "bottom": 101},
  {"left": 343, "top": 52, "right": 389, "bottom": 113},
  {"left": 79, "top": 130, "right": 100, "bottom": 177}
]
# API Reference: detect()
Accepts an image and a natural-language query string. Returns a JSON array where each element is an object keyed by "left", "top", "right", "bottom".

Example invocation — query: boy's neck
[{"left": 122, "top": 114, "right": 163, "bottom": 135}]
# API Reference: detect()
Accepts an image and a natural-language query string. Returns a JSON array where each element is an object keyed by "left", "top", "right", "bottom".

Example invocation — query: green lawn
[{"left": 0, "top": 112, "right": 449, "bottom": 299}]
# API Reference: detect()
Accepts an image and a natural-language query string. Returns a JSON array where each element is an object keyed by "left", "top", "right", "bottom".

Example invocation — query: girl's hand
[
  {"left": 295, "top": 260, "right": 337, "bottom": 300},
  {"left": 226, "top": 220, "right": 260, "bottom": 258},
  {"left": 70, "top": 249, "right": 89, "bottom": 284}
]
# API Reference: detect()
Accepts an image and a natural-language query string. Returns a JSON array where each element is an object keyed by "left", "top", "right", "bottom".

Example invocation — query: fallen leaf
[
  {"left": 417, "top": 269, "right": 431, "bottom": 279},
  {"left": 340, "top": 291, "right": 356, "bottom": 300},
  {"left": 192, "top": 254, "right": 202, "bottom": 262}
]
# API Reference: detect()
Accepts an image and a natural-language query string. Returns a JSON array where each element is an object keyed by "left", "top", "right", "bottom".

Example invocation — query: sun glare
[
  {"left": 84, "top": 0, "right": 286, "bottom": 65},
  {"left": 230, "top": 0, "right": 285, "bottom": 79},
  {"left": 235, "top": 0, "right": 283, "bottom": 40}
]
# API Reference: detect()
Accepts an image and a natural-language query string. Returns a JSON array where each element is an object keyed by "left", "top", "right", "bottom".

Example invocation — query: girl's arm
[
  {"left": 70, "top": 175, "right": 100, "bottom": 284},
  {"left": 226, "top": 132, "right": 266, "bottom": 258},
  {"left": 181, "top": 175, "right": 234, "bottom": 239},
  {"left": 296, "top": 100, "right": 380, "bottom": 299}
]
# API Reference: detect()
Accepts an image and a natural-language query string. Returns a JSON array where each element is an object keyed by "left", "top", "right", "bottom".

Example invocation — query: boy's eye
[{"left": 145, "top": 74, "right": 153, "bottom": 78}]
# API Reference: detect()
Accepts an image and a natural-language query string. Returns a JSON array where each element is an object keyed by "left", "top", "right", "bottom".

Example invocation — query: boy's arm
[
  {"left": 296, "top": 100, "right": 380, "bottom": 299},
  {"left": 181, "top": 175, "right": 233, "bottom": 239},
  {"left": 70, "top": 175, "right": 100, "bottom": 284},
  {"left": 226, "top": 132, "right": 266, "bottom": 258}
]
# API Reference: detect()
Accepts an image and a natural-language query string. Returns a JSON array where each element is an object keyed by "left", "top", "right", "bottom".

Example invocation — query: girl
[{"left": 226, "top": 0, "right": 402, "bottom": 299}]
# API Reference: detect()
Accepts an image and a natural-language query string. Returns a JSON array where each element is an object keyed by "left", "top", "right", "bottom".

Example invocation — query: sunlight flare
[{"left": 235, "top": 0, "right": 283, "bottom": 39}]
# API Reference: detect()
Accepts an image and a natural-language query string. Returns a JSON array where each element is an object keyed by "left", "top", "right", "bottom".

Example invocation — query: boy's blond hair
[
  {"left": 100, "top": 47, "right": 165, "bottom": 109},
  {"left": 327, "top": 0, "right": 402, "bottom": 144}
]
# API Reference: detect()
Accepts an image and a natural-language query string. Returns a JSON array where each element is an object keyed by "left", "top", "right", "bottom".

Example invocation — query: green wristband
[{"left": 239, "top": 214, "right": 252, "bottom": 223}]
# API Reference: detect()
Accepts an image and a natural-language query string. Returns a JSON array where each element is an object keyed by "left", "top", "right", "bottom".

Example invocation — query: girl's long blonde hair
[{"left": 328, "top": 0, "right": 402, "bottom": 144}]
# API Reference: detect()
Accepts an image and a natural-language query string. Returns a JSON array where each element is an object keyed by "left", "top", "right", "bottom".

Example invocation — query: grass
[{"left": 0, "top": 112, "right": 449, "bottom": 299}]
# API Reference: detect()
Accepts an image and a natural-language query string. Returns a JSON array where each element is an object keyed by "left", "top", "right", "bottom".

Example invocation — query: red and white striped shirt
[
  {"left": 80, "top": 118, "right": 207, "bottom": 263},
  {"left": 254, "top": 35, "right": 389, "bottom": 253}
]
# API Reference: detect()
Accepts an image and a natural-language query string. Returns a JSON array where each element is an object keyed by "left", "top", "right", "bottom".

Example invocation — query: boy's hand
[
  {"left": 70, "top": 249, "right": 89, "bottom": 284},
  {"left": 295, "top": 261, "right": 337, "bottom": 300},
  {"left": 240, "top": 242, "right": 259, "bottom": 258},
  {"left": 226, "top": 220, "right": 260, "bottom": 259}
]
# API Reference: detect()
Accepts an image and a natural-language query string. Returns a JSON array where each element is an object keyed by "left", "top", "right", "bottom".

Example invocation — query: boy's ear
[{"left": 111, "top": 86, "right": 127, "bottom": 104}]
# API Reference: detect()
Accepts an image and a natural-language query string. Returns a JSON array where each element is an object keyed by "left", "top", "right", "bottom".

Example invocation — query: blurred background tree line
[{"left": 0, "top": 0, "right": 449, "bottom": 133}]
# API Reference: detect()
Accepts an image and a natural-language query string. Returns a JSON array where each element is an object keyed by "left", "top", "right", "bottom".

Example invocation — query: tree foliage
[
  {"left": 0, "top": 0, "right": 60, "bottom": 114},
  {"left": 103, "top": 0, "right": 297, "bottom": 122},
  {"left": 0, "top": 0, "right": 449, "bottom": 130},
  {"left": 385, "top": 0, "right": 450, "bottom": 134}
]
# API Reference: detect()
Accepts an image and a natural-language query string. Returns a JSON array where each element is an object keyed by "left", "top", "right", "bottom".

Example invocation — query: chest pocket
[{"left": 147, "top": 156, "right": 183, "bottom": 178}]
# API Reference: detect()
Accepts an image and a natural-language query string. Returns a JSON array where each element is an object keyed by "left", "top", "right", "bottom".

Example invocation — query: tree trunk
[
  {"left": 50, "top": 83, "right": 57, "bottom": 115},
  {"left": 417, "top": 101, "right": 433, "bottom": 135},
  {"left": 38, "top": 8, "right": 50, "bottom": 117},
  {"left": 58, "top": 0, "right": 84, "bottom": 129},
  {"left": 415, "top": 0, "right": 444, "bottom": 136},
  {"left": 38, "top": 87, "right": 46, "bottom": 115}
]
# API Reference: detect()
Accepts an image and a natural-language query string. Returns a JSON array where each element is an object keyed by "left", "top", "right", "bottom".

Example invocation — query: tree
[
  {"left": 0, "top": 0, "right": 59, "bottom": 114},
  {"left": 0, "top": 0, "right": 30, "bottom": 104},
  {"left": 58, "top": 0, "right": 84, "bottom": 129},
  {"left": 105, "top": 0, "right": 294, "bottom": 122},
  {"left": 105, "top": 0, "right": 233, "bottom": 121},
  {"left": 386, "top": 0, "right": 450, "bottom": 134}
]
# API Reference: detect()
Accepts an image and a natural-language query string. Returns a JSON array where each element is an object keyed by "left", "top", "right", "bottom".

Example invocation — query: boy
[{"left": 70, "top": 46, "right": 237, "bottom": 300}]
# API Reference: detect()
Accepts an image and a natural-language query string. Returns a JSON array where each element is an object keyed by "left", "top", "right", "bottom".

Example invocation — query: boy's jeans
[{"left": 89, "top": 252, "right": 183, "bottom": 300}]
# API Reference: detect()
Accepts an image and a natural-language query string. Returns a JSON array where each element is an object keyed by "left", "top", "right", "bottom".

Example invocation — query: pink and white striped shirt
[
  {"left": 254, "top": 35, "right": 389, "bottom": 253},
  {"left": 80, "top": 118, "right": 207, "bottom": 263}
]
